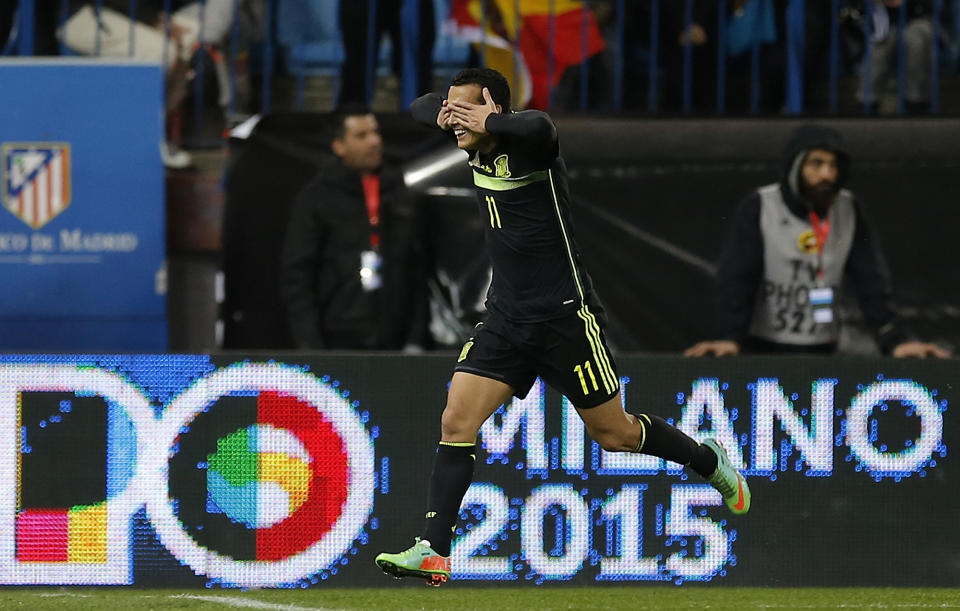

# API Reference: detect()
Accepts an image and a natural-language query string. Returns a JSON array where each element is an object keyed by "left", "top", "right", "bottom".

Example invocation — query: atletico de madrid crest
[{"left": 1, "top": 142, "right": 72, "bottom": 230}]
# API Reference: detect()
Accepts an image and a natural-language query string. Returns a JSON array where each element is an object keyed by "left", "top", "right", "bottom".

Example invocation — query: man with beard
[{"left": 685, "top": 124, "right": 949, "bottom": 358}]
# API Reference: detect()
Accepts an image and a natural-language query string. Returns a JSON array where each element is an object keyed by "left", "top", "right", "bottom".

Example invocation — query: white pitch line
[{"left": 170, "top": 594, "right": 346, "bottom": 611}]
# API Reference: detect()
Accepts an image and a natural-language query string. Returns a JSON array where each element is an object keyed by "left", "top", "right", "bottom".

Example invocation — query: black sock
[
  {"left": 421, "top": 442, "right": 476, "bottom": 557},
  {"left": 631, "top": 413, "right": 717, "bottom": 478}
]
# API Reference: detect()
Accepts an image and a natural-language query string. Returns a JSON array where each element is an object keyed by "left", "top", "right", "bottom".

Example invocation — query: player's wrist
[{"left": 482, "top": 112, "right": 502, "bottom": 134}]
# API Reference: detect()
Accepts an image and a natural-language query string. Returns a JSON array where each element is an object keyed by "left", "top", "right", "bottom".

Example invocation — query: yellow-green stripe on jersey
[
  {"left": 473, "top": 169, "right": 549, "bottom": 191},
  {"left": 548, "top": 169, "right": 585, "bottom": 302}
]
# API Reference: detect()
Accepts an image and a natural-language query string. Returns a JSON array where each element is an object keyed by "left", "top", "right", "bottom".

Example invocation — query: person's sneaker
[
  {"left": 703, "top": 438, "right": 751, "bottom": 515},
  {"left": 375, "top": 538, "right": 451, "bottom": 586},
  {"left": 160, "top": 141, "right": 193, "bottom": 170}
]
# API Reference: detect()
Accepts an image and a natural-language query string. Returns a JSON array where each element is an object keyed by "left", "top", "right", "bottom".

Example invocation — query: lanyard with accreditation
[
  {"left": 359, "top": 174, "right": 383, "bottom": 292},
  {"left": 808, "top": 211, "right": 835, "bottom": 324}
]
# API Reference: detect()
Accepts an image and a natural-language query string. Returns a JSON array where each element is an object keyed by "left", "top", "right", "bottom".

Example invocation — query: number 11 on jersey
[{"left": 486, "top": 195, "right": 502, "bottom": 229}]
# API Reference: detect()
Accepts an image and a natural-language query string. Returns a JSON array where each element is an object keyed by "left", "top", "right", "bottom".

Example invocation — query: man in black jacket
[
  {"left": 685, "top": 124, "right": 950, "bottom": 358},
  {"left": 280, "top": 109, "right": 427, "bottom": 350}
]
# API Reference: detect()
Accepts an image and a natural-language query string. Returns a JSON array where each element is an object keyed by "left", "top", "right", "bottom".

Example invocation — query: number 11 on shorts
[{"left": 574, "top": 360, "right": 599, "bottom": 394}]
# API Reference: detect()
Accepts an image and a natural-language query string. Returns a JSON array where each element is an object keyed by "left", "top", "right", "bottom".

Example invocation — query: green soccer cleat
[
  {"left": 703, "top": 438, "right": 751, "bottom": 515},
  {"left": 375, "top": 538, "right": 451, "bottom": 586}
]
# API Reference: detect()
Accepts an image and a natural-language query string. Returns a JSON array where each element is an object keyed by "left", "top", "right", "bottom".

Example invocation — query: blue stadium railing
[{"left": 4, "top": 0, "right": 957, "bottom": 116}]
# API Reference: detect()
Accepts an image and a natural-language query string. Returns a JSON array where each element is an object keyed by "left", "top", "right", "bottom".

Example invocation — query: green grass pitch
[{"left": 0, "top": 588, "right": 958, "bottom": 610}]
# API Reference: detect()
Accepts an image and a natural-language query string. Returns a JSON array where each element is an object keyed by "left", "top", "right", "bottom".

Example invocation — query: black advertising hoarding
[
  {"left": 222, "top": 115, "right": 960, "bottom": 353},
  {"left": 0, "top": 353, "right": 954, "bottom": 587}
]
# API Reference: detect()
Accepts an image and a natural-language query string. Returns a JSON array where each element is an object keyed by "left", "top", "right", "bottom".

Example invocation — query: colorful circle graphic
[
  {"left": 141, "top": 363, "right": 375, "bottom": 588},
  {"left": 207, "top": 424, "right": 312, "bottom": 529}
]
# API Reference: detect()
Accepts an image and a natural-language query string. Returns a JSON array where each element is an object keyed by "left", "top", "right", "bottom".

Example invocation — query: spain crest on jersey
[{"left": 1, "top": 142, "right": 71, "bottom": 230}]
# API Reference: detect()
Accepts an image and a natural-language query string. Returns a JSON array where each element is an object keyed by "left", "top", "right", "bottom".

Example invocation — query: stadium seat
[{"left": 278, "top": 0, "right": 469, "bottom": 78}]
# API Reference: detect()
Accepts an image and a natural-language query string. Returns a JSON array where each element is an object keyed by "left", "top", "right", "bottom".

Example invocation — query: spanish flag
[{"left": 451, "top": 0, "right": 605, "bottom": 109}]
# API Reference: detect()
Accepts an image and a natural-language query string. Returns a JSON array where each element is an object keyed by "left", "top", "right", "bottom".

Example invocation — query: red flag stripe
[{"left": 45, "top": 162, "right": 53, "bottom": 222}]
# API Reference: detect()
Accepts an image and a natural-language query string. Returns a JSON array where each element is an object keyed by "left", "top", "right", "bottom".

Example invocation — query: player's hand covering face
[{"left": 446, "top": 84, "right": 501, "bottom": 151}]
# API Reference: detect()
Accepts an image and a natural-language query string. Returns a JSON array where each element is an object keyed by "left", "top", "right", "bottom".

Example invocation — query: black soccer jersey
[{"left": 412, "top": 94, "right": 600, "bottom": 323}]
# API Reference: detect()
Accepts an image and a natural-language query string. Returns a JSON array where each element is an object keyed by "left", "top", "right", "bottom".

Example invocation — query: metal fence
[{"left": 3, "top": 0, "right": 958, "bottom": 116}]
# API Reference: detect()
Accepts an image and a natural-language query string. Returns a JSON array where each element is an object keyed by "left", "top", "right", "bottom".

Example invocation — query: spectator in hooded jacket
[
  {"left": 685, "top": 124, "right": 950, "bottom": 358},
  {"left": 280, "top": 108, "right": 428, "bottom": 351}
]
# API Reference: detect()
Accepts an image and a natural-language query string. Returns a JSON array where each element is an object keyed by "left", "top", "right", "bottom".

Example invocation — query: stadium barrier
[
  {"left": 0, "top": 353, "right": 954, "bottom": 587},
  {"left": 221, "top": 112, "right": 960, "bottom": 352}
]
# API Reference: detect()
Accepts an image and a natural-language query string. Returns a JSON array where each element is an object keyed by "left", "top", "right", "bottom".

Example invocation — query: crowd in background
[{"left": 4, "top": 0, "right": 960, "bottom": 124}]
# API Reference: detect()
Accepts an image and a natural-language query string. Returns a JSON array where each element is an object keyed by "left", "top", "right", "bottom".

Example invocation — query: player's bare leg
[
  {"left": 577, "top": 395, "right": 750, "bottom": 514},
  {"left": 575, "top": 395, "right": 642, "bottom": 451},
  {"left": 375, "top": 373, "right": 514, "bottom": 585},
  {"left": 439, "top": 372, "right": 516, "bottom": 443}
]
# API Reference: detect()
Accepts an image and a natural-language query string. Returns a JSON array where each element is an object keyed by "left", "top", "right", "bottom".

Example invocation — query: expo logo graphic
[{"left": 0, "top": 363, "right": 375, "bottom": 587}]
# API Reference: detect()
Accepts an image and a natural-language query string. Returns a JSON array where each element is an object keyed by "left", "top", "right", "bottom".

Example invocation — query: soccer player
[{"left": 375, "top": 68, "right": 750, "bottom": 586}]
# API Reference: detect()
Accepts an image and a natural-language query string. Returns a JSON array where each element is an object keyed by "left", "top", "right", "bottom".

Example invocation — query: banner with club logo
[
  {"left": 0, "top": 353, "right": 954, "bottom": 587},
  {"left": 0, "top": 59, "right": 166, "bottom": 350}
]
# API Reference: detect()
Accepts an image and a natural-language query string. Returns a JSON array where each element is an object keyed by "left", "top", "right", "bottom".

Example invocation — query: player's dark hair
[
  {"left": 450, "top": 68, "right": 511, "bottom": 111},
  {"left": 331, "top": 105, "right": 374, "bottom": 140}
]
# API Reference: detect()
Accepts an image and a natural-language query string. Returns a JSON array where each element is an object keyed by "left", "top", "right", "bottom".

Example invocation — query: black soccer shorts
[{"left": 453, "top": 305, "right": 620, "bottom": 409}]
